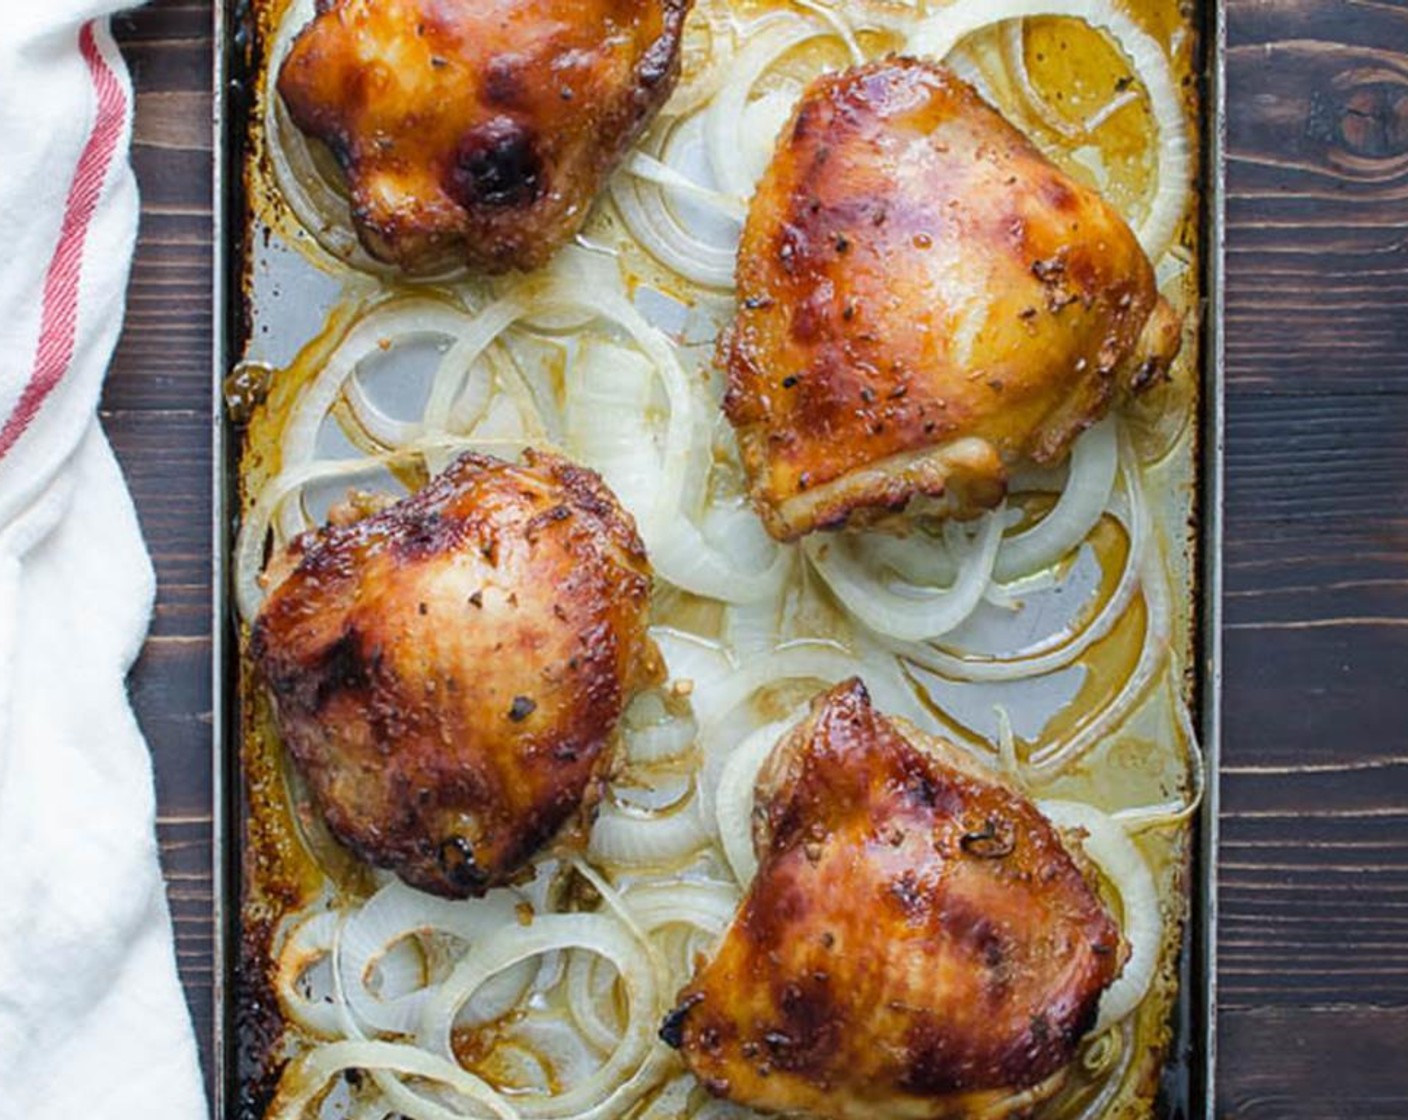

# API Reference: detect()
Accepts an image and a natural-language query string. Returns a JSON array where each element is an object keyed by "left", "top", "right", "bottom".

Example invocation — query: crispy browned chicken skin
[
  {"left": 723, "top": 59, "right": 1182, "bottom": 540},
  {"left": 277, "top": 0, "right": 690, "bottom": 273},
  {"left": 250, "top": 450, "right": 659, "bottom": 897},
  {"left": 665, "top": 680, "right": 1123, "bottom": 1119}
]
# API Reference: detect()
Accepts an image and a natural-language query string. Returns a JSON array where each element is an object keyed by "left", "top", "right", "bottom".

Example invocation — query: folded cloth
[{"left": 0, "top": 7, "right": 207, "bottom": 1118}]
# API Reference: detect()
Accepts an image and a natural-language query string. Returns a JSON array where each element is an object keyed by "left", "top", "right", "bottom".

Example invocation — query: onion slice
[
  {"left": 337, "top": 881, "right": 528, "bottom": 1036},
  {"left": 704, "top": 16, "right": 833, "bottom": 197},
  {"left": 1024, "top": 511, "right": 1171, "bottom": 779},
  {"left": 564, "top": 334, "right": 791, "bottom": 603},
  {"left": 714, "top": 715, "right": 798, "bottom": 885},
  {"left": 279, "top": 301, "right": 474, "bottom": 481},
  {"left": 264, "top": 1039, "right": 517, "bottom": 1120},
  {"left": 994, "top": 418, "right": 1119, "bottom": 584},
  {"left": 588, "top": 794, "right": 712, "bottom": 867},
  {"left": 273, "top": 911, "right": 342, "bottom": 1038},
  {"left": 418, "top": 913, "right": 662, "bottom": 1120},
  {"left": 804, "top": 510, "right": 1005, "bottom": 642},
  {"left": 1037, "top": 800, "right": 1160, "bottom": 1032},
  {"left": 899, "top": 431, "right": 1146, "bottom": 683}
]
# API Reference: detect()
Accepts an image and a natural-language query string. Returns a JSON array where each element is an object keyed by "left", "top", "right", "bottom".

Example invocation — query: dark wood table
[{"left": 106, "top": 1, "right": 1408, "bottom": 1114}]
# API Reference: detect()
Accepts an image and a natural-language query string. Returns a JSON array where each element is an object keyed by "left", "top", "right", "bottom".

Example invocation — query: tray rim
[
  {"left": 211, "top": 0, "right": 231, "bottom": 1103},
  {"left": 1195, "top": 0, "right": 1227, "bottom": 1111},
  {"left": 209, "top": 1, "right": 1227, "bottom": 1112}
]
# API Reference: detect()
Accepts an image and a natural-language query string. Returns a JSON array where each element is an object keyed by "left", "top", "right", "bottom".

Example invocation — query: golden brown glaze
[
  {"left": 723, "top": 59, "right": 1182, "bottom": 540},
  {"left": 666, "top": 680, "right": 1124, "bottom": 1119},
  {"left": 277, "top": 0, "right": 690, "bottom": 273},
  {"left": 250, "top": 450, "right": 659, "bottom": 897}
]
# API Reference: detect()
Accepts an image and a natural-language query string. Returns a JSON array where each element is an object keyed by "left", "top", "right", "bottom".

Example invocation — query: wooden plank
[
  {"left": 1219, "top": 1006, "right": 1408, "bottom": 1117},
  {"left": 1224, "top": 0, "right": 1408, "bottom": 395}
]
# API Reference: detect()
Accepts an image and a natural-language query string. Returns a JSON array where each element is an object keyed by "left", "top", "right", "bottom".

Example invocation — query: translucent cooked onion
[
  {"left": 563, "top": 335, "right": 792, "bottom": 603},
  {"left": 343, "top": 372, "right": 421, "bottom": 449},
  {"left": 264, "top": 1039, "right": 517, "bottom": 1120},
  {"left": 622, "top": 691, "right": 699, "bottom": 764},
  {"left": 1004, "top": 19, "right": 1081, "bottom": 139},
  {"left": 545, "top": 288, "right": 697, "bottom": 541},
  {"left": 704, "top": 16, "right": 835, "bottom": 197},
  {"left": 1058, "top": 1019, "right": 1138, "bottom": 1120},
  {"left": 266, "top": 92, "right": 392, "bottom": 277},
  {"left": 417, "top": 293, "right": 535, "bottom": 439},
  {"left": 901, "top": 513, "right": 1138, "bottom": 682},
  {"left": 804, "top": 510, "right": 1005, "bottom": 642},
  {"left": 848, "top": 528, "right": 959, "bottom": 590},
  {"left": 621, "top": 879, "right": 741, "bottom": 936},
  {"left": 419, "top": 913, "right": 662, "bottom": 1120},
  {"left": 624, "top": 151, "right": 744, "bottom": 218},
  {"left": 651, "top": 523, "right": 793, "bottom": 605},
  {"left": 1037, "top": 800, "right": 1160, "bottom": 1032},
  {"left": 714, "top": 715, "right": 797, "bottom": 885},
  {"left": 636, "top": 1076, "right": 697, "bottom": 1120},
  {"left": 694, "top": 641, "right": 930, "bottom": 761},
  {"left": 993, "top": 418, "right": 1119, "bottom": 583},
  {"left": 898, "top": 433, "right": 1147, "bottom": 683},
  {"left": 274, "top": 910, "right": 342, "bottom": 1038},
  {"left": 794, "top": 0, "right": 865, "bottom": 63},
  {"left": 664, "top": 0, "right": 739, "bottom": 117},
  {"left": 565, "top": 947, "right": 627, "bottom": 1053},
  {"left": 611, "top": 168, "right": 739, "bottom": 289},
  {"left": 1024, "top": 502, "right": 1171, "bottom": 778},
  {"left": 337, "top": 881, "right": 529, "bottom": 1036},
  {"left": 908, "top": 0, "right": 1190, "bottom": 258},
  {"left": 564, "top": 878, "right": 738, "bottom": 1055},
  {"left": 613, "top": 111, "right": 746, "bottom": 288},
  {"left": 279, "top": 300, "right": 475, "bottom": 481},
  {"left": 651, "top": 628, "right": 735, "bottom": 698},
  {"left": 588, "top": 794, "right": 712, "bottom": 866}
]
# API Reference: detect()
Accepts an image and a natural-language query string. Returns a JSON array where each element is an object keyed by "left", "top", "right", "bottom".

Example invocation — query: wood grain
[{"left": 101, "top": 0, "right": 1408, "bottom": 1115}]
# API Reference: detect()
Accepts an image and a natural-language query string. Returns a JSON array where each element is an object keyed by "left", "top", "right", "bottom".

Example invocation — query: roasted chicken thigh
[
  {"left": 277, "top": 0, "right": 690, "bottom": 273},
  {"left": 665, "top": 680, "right": 1123, "bottom": 1119},
  {"left": 723, "top": 58, "right": 1182, "bottom": 540},
  {"left": 251, "top": 450, "right": 659, "bottom": 897}
]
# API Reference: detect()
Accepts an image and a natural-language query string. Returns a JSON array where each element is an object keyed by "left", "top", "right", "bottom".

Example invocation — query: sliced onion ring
[
  {"left": 273, "top": 911, "right": 342, "bottom": 1038},
  {"left": 898, "top": 428, "right": 1146, "bottom": 683},
  {"left": 804, "top": 510, "right": 1005, "bottom": 642},
  {"left": 714, "top": 715, "right": 800, "bottom": 885},
  {"left": 418, "top": 913, "right": 661, "bottom": 1120},
  {"left": 1037, "top": 800, "right": 1160, "bottom": 1032},
  {"left": 264, "top": 1039, "right": 517, "bottom": 1120},
  {"left": 337, "top": 881, "right": 528, "bottom": 1036},
  {"left": 994, "top": 418, "right": 1119, "bottom": 584},
  {"left": 705, "top": 16, "right": 836, "bottom": 197},
  {"left": 588, "top": 794, "right": 712, "bottom": 867}
]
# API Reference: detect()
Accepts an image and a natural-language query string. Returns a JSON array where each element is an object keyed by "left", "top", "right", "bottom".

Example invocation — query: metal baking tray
[{"left": 211, "top": 1, "right": 1225, "bottom": 1114}]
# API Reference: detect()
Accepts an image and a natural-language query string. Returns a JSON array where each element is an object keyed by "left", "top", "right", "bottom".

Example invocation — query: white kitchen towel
[{"left": 0, "top": 8, "right": 207, "bottom": 1119}]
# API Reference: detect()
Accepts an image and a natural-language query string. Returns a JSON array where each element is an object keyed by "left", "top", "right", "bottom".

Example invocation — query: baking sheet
[{"left": 211, "top": 1, "right": 1225, "bottom": 1114}]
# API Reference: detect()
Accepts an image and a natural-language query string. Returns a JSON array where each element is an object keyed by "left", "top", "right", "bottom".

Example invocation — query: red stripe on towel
[{"left": 0, "top": 21, "right": 128, "bottom": 462}]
